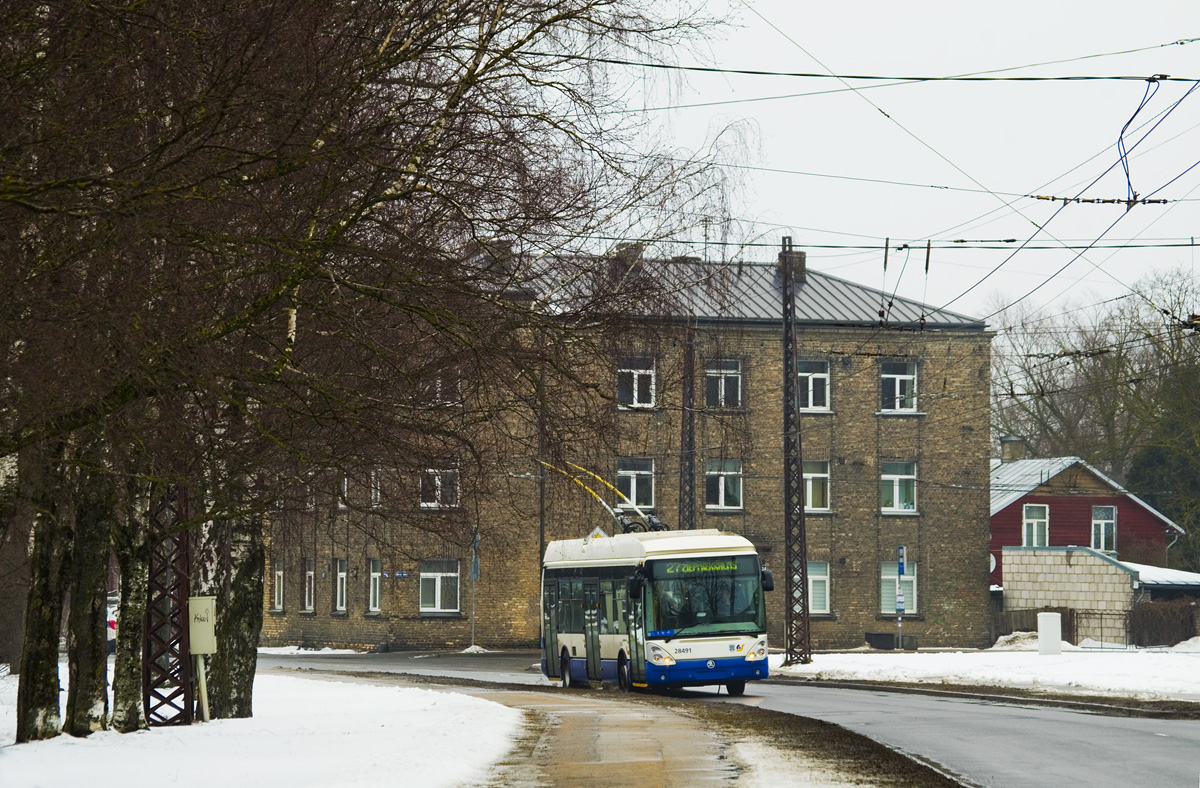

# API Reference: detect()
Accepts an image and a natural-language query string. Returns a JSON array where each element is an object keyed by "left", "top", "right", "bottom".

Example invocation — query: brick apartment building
[{"left": 261, "top": 245, "right": 996, "bottom": 651}]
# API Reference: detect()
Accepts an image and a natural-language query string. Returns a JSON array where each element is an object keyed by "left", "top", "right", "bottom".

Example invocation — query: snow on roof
[
  {"left": 1121, "top": 561, "right": 1200, "bottom": 589},
  {"left": 989, "top": 457, "right": 1183, "bottom": 533}
]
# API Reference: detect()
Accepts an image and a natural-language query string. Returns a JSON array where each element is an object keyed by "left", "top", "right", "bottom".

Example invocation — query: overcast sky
[{"left": 637, "top": 1, "right": 1200, "bottom": 321}]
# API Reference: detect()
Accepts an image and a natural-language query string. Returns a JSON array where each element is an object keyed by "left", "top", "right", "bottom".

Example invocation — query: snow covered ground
[
  {"left": 0, "top": 660, "right": 522, "bottom": 788},
  {"left": 3, "top": 636, "right": 1200, "bottom": 788},
  {"left": 771, "top": 633, "right": 1200, "bottom": 702}
]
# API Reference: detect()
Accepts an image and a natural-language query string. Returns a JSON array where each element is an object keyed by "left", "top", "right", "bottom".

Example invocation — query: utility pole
[
  {"left": 678, "top": 319, "right": 696, "bottom": 530},
  {"left": 780, "top": 237, "right": 812, "bottom": 665}
]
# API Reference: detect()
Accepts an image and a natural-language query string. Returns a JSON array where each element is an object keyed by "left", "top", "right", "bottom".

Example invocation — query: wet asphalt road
[{"left": 259, "top": 649, "right": 1200, "bottom": 788}]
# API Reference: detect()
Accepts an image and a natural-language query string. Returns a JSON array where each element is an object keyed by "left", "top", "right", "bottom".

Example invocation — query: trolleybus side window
[{"left": 558, "top": 577, "right": 584, "bottom": 633}]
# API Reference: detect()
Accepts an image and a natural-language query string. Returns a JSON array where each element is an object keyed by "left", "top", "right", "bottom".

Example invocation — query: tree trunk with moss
[{"left": 15, "top": 443, "right": 70, "bottom": 743}]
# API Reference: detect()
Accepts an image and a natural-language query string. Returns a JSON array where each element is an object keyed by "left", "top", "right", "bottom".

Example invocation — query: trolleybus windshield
[{"left": 645, "top": 555, "right": 765, "bottom": 639}]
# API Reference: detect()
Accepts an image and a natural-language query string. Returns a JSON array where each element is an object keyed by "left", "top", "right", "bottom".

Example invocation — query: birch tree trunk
[
  {"left": 210, "top": 513, "right": 263, "bottom": 719},
  {"left": 63, "top": 464, "right": 112, "bottom": 736},
  {"left": 15, "top": 443, "right": 70, "bottom": 743},
  {"left": 110, "top": 478, "right": 149, "bottom": 732}
]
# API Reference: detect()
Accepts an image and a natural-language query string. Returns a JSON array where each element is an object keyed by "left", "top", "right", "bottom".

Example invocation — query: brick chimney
[
  {"left": 777, "top": 236, "right": 806, "bottom": 284},
  {"left": 1000, "top": 435, "right": 1027, "bottom": 463}
]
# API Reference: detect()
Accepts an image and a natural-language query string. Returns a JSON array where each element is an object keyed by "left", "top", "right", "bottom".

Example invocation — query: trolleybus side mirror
[
  {"left": 761, "top": 569, "right": 774, "bottom": 592},
  {"left": 627, "top": 572, "right": 644, "bottom": 598}
]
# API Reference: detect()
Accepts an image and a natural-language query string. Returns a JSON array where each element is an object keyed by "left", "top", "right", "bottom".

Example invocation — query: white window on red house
[
  {"left": 1023, "top": 504, "right": 1049, "bottom": 546},
  {"left": 1092, "top": 506, "right": 1116, "bottom": 551}
]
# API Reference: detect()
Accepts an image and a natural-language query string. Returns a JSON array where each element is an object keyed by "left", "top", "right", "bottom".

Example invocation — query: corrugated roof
[
  {"left": 989, "top": 457, "right": 1183, "bottom": 533},
  {"left": 676, "top": 262, "right": 986, "bottom": 330}
]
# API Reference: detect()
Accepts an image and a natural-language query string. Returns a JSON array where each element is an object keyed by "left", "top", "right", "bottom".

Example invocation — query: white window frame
[
  {"left": 369, "top": 468, "right": 382, "bottom": 508},
  {"left": 881, "top": 361, "right": 917, "bottom": 412},
  {"left": 338, "top": 475, "right": 350, "bottom": 511},
  {"left": 704, "top": 458, "right": 743, "bottom": 510},
  {"left": 616, "top": 458, "right": 655, "bottom": 509},
  {"left": 880, "top": 561, "right": 917, "bottom": 615},
  {"left": 1024, "top": 503, "right": 1049, "bottom": 546},
  {"left": 419, "top": 559, "right": 460, "bottom": 613},
  {"left": 705, "top": 359, "right": 742, "bottom": 409},
  {"left": 302, "top": 558, "right": 315, "bottom": 612},
  {"left": 803, "top": 460, "right": 830, "bottom": 511},
  {"left": 420, "top": 469, "right": 460, "bottom": 509},
  {"left": 1091, "top": 505, "right": 1116, "bottom": 551},
  {"left": 368, "top": 558, "right": 382, "bottom": 612},
  {"left": 334, "top": 558, "right": 348, "bottom": 612},
  {"left": 808, "top": 561, "right": 830, "bottom": 614},
  {"left": 880, "top": 462, "right": 917, "bottom": 512},
  {"left": 272, "top": 563, "right": 284, "bottom": 611},
  {"left": 617, "top": 356, "right": 656, "bottom": 409},
  {"left": 797, "top": 360, "right": 830, "bottom": 411}
]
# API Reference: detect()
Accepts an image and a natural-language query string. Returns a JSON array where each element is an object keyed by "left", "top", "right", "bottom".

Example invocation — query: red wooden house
[{"left": 989, "top": 449, "right": 1183, "bottom": 587}]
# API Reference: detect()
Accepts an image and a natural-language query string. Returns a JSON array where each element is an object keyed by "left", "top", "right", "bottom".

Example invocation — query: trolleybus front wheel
[
  {"left": 725, "top": 680, "right": 746, "bottom": 696},
  {"left": 559, "top": 651, "right": 573, "bottom": 689}
]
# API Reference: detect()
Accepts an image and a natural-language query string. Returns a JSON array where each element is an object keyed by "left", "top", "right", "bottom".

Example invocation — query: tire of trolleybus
[{"left": 559, "top": 650, "right": 746, "bottom": 696}]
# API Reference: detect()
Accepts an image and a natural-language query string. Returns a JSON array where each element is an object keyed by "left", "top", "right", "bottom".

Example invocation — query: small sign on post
[{"left": 188, "top": 596, "right": 216, "bottom": 722}]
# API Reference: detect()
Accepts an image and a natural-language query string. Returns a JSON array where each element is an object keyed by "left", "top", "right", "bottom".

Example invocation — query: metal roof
[
  {"left": 989, "top": 457, "right": 1183, "bottom": 533},
  {"left": 675, "top": 261, "right": 986, "bottom": 330},
  {"left": 1121, "top": 561, "right": 1200, "bottom": 589}
]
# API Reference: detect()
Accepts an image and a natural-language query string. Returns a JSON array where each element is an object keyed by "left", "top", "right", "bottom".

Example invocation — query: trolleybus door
[
  {"left": 542, "top": 580, "right": 560, "bottom": 678},
  {"left": 583, "top": 577, "right": 602, "bottom": 681},
  {"left": 626, "top": 578, "right": 647, "bottom": 685}
]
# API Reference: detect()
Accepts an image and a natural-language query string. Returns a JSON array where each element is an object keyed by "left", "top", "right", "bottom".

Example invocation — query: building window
[
  {"left": 1091, "top": 506, "right": 1116, "bottom": 551},
  {"left": 705, "top": 359, "right": 742, "bottom": 409},
  {"left": 798, "top": 361, "right": 829, "bottom": 410},
  {"left": 368, "top": 558, "right": 382, "bottom": 612},
  {"left": 705, "top": 459, "right": 743, "bottom": 509},
  {"left": 369, "top": 469, "right": 382, "bottom": 508},
  {"left": 428, "top": 372, "right": 462, "bottom": 405},
  {"left": 338, "top": 475, "right": 350, "bottom": 511},
  {"left": 880, "top": 561, "right": 917, "bottom": 615},
  {"left": 881, "top": 361, "right": 917, "bottom": 411},
  {"left": 616, "top": 458, "right": 654, "bottom": 509},
  {"left": 419, "top": 559, "right": 460, "bottom": 613},
  {"left": 1024, "top": 504, "right": 1049, "bottom": 546},
  {"left": 808, "top": 561, "right": 830, "bottom": 614},
  {"left": 303, "top": 558, "right": 315, "bottom": 612},
  {"left": 333, "top": 558, "right": 348, "bottom": 612},
  {"left": 617, "top": 356, "right": 655, "bottom": 408},
  {"left": 420, "top": 469, "right": 460, "bottom": 509},
  {"left": 803, "top": 460, "right": 830, "bottom": 511},
  {"left": 272, "top": 561, "right": 284, "bottom": 611},
  {"left": 880, "top": 462, "right": 916, "bottom": 512}
]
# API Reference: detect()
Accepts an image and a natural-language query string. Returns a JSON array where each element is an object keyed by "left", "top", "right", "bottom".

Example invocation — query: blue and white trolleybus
[{"left": 541, "top": 529, "right": 773, "bottom": 695}]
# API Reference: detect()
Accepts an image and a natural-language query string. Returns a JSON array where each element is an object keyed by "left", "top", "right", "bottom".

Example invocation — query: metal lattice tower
[
  {"left": 678, "top": 320, "right": 696, "bottom": 530},
  {"left": 143, "top": 486, "right": 194, "bottom": 725},
  {"left": 780, "top": 238, "right": 812, "bottom": 665}
]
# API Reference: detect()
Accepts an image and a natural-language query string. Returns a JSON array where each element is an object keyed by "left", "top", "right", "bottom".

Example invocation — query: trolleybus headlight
[
  {"left": 743, "top": 638, "right": 768, "bottom": 661},
  {"left": 646, "top": 643, "right": 676, "bottom": 666}
]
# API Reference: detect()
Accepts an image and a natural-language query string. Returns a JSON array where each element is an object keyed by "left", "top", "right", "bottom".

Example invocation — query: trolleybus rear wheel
[
  {"left": 559, "top": 651, "right": 573, "bottom": 689},
  {"left": 725, "top": 680, "right": 746, "bottom": 696},
  {"left": 617, "top": 654, "right": 631, "bottom": 691}
]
